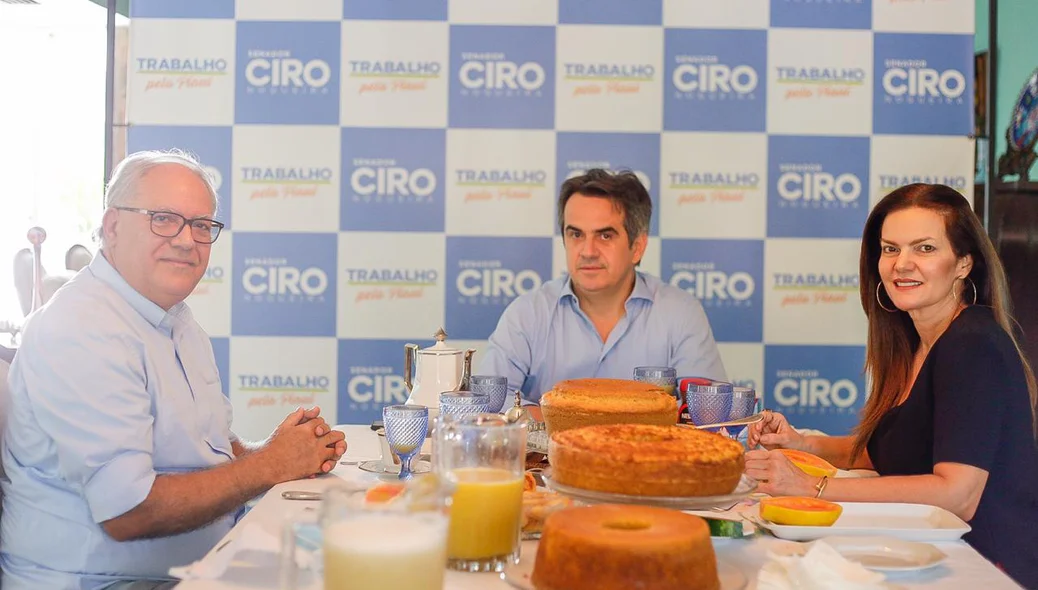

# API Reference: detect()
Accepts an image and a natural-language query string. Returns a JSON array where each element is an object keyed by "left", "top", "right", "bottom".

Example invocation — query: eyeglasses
[{"left": 114, "top": 207, "right": 224, "bottom": 244}]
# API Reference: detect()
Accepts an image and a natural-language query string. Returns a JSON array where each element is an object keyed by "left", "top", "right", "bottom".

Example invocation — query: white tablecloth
[{"left": 174, "top": 425, "right": 1023, "bottom": 590}]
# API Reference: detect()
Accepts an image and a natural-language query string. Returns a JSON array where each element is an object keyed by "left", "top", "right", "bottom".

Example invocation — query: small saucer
[
  {"left": 358, "top": 459, "right": 432, "bottom": 475},
  {"left": 767, "top": 536, "right": 948, "bottom": 572}
]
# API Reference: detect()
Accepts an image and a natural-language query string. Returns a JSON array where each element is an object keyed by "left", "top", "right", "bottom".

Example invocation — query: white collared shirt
[
  {"left": 478, "top": 271, "right": 727, "bottom": 403},
  {"left": 2, "top": 253, "right": 236, "bottom": 589}
]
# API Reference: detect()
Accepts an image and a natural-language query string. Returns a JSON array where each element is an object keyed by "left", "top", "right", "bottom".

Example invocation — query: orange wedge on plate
[
  {"left": 760, "top": 496, "right": 842, "bottom": 527},
  {"left": 364, "top": 482, "right": 406, "bottom": 504}
]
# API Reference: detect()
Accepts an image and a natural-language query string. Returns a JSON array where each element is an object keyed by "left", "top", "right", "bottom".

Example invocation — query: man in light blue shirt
[
  {"left": 1, "top": 151, "right": 346, "bottom": 590},
  {"left": 479, "top": 169, "right": 726, "bottom": 404}
]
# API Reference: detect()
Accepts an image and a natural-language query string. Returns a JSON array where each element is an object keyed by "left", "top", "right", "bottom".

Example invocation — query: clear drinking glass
[
  {"left": 633, "top": 366, "right": 678, "bottom": 404},
  {"left": 435, "top": 413, "right": 526, "bottom": 573},
  {"left": 439, "top": 391, "right": 490, "bottom": 418},
  {"left": 383, "top": 404, "right": 429, "bottom": 480},
  {"left": 281, "top": 481, "right": 451, "bottom": 590},
  {"left": 469, "top": 375, "right": 509, "bottom": 413}
]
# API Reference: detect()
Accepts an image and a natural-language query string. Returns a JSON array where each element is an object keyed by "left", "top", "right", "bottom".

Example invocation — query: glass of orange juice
[{"left": 434, "top": 413, "right": 526, "bottom": 573}]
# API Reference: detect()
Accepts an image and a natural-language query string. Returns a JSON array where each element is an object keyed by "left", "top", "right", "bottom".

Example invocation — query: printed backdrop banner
[{"left": 127, "top": 0, "right": 975, "bottom": 441}]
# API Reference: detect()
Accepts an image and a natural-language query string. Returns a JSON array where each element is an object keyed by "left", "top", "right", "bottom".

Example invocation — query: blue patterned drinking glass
[
  {"left": 439, "top": 391, "right": 490, "bottom": 418},
  {"left": 726, "top": 387, "right": 758, "bottom": 439},
  {"left": 683, "top": 379, "right": 734, "bottom": 428},
  {"left": 382, "top": 404, "right": 429, "bottom": 480},
  {"left": 633, "top": 366, "right": 678, "bottom": 403},
  {"left": 469, "top": 375, "right": 509, "bottom": 413}
]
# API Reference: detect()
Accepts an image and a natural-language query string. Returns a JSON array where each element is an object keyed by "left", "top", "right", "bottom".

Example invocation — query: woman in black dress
[{"left": 745, "top": 183, "right": 1038, "bottom": 587}]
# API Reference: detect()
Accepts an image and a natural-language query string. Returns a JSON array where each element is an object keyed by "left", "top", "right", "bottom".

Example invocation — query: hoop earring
[
  {"left": 876, "top": 283, "right": 897, "bottom": 313},
  {"left": 964, "top": 277, "right": 978, "bottom": 306}
]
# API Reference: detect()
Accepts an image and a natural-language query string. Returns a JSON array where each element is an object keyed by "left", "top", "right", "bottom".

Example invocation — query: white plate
[
  {"left": 750, "top": 502, "right": 971, "bottom": 542},
  {"left": 543, "top": 473, "right": 758, "bottom": 511},
  {"left": 767, "top": 536, "right": 948, "bottom": 572},
  {"left": 357, "top": 459, "right": 431, "bottom": 475},
  {"left": 502, "top": 547, "right": 746, "bottom": 590}
]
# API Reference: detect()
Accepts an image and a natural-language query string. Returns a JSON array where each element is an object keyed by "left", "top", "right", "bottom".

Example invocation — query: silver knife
[{"left": 281, "top": 490, "right": 322, "bottom": 501}]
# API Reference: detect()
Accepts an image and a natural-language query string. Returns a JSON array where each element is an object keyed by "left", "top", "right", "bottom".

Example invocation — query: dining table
[{"left": 172, "top": 424, "right": 1025, "bottom": 590}]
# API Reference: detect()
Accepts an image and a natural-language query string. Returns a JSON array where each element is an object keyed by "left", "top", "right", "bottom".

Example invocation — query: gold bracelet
[{"left": 814, "top": 475, "right": 830, "bottom": 498}]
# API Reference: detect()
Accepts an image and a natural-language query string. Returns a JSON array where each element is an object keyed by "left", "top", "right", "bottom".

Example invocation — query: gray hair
[{"left": 96, "top": 149, "right": 220, "bottom": 246}]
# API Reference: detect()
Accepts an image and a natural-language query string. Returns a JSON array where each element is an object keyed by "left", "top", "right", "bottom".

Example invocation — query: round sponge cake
[
  {"left": 531, "top": 504, "right": 720, "bottom": 590},
  {"left": 540, "top": 378, "right": 676, "bottom": 435},
  {"left": 548, "top": 423, "right": 745, "bottom": 497}
]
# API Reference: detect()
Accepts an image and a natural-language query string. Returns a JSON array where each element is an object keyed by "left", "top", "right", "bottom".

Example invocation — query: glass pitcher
[{"left": 281, "top": 478, "right": 452, "bottom": 590}]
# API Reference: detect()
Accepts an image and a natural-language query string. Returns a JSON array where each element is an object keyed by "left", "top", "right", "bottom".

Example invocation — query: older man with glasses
[{"left": 0, "top": 150, "right": 347, "bottom": 590}]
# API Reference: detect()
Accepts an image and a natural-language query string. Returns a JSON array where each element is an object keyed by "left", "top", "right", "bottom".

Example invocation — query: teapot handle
[
  {"left": 404, "top": 343, "right": 419, "bottom": 393},
  {"left": 459, "top": 348, "right": 475, "bottom": 391}
]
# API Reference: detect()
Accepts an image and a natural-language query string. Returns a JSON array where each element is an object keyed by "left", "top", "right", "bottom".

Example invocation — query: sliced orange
[
  {"left": 523, "top": 472, "right": 537, "bottom": 492},
  {"left": 364, "top": 482, "right": 406, "bottom": 504},
  {"left": 760, "top": 496, "right": 842, "bottom": 527},
  {"left": 778, "top": 449, "right": 838, "bottom": 479}
]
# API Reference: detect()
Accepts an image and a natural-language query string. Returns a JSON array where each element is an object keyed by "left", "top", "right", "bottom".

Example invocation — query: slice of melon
[
  {"left": 760, "top": 496, "right": 843, "bottom": 526},
  {"left": 778, "top": 448, "right": 838, "bottom": 479}
]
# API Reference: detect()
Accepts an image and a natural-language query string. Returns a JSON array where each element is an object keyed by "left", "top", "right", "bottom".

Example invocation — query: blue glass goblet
[
  {"left": 382, "top": 404, "right": 429, "bottom": 480},
  {"left": 726, "top": 387, "right": 758, "bottom": 440},
  {"left": 684, "top": 380, "right": 734, "bottom": 429},
  {"left": 633, "top": 366, "right": 678, "bottom": 404},
  {"left": 439, "top": 391, "right": 491, "bottom": 418},
  {"left": 469, "top": 375, "right": 509, "bottom": 413}
]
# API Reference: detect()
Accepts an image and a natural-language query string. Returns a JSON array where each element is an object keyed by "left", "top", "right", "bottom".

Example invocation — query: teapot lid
[{"left": 418, "top": 328, "right": 459, "bottom": 355}]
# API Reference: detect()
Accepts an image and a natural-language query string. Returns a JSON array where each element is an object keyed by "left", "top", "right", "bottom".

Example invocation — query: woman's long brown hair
[{"left": 851, "top": 183, "right": 1038, "bottom": 461}]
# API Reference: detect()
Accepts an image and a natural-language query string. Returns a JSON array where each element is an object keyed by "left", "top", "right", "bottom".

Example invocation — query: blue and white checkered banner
[{"left": 126, "top": 0, "right": 975, "bottom": 440}]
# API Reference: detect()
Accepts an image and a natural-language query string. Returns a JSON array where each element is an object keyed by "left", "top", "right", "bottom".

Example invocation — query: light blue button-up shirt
[
  {"left": 478, "top": 271, "right": 727, "bottom": 403},
  {"left": 1, "top": 254, "right": 236, "bottom": 590}
]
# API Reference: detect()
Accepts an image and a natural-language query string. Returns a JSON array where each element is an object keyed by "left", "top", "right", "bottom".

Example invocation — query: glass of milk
[{"left": 281, "top": 481, "right": 451, "bottom": 590}]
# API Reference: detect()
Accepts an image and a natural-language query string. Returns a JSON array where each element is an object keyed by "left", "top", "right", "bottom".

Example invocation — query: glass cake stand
[{"left": 542, "top": 473, "right": 758, "bottom": 511}]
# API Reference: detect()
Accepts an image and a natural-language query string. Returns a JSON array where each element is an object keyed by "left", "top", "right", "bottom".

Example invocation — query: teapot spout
[
  {"left": 404, "top": 343, "right": 419, "bottom": 393},
  {"left": 458, "top": 348, "right": 476, "bottom": 391}
]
